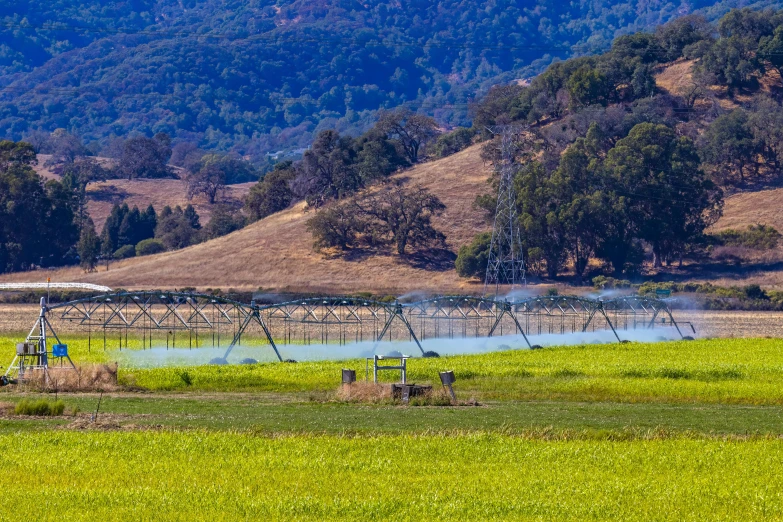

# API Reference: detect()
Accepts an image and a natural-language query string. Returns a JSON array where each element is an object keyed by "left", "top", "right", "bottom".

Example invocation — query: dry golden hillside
[
  {"left": 711, "top": 189, "right": 783, "bottom": 232},
  {"left": 655, "top": 59, "right": 783, "bottom": 113},
  {"left": 31, "top": 155, "right": 252, "bottom": 229},
  {"left": 655, "top": 59, "right": 697, "bottom": 97},
  {"left": 85, "top": 179, "right": 254, "bottom": 230},
  {"left": 0, "top": 144, "right": 495, "bottom": 294}
]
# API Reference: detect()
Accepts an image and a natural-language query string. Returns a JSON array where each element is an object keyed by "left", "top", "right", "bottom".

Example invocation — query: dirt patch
[
  {"left": 65, "top": 419, "right": 163, "bottom": 431},
  {"left": 335, "top": 381, "right": 393, "bottom": 402},
  {"left": 63, "top": 412, "right": 164, "bottom": 431}
]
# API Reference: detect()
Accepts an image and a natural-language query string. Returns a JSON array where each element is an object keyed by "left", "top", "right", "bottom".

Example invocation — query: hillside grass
[
  {"left": 84, "top": 178, "right": 254, "bottom": 231},
  {"left": 0, "top": 144, "right": 492, "bottom": 293},
  {"left": 1, "top": 431, "right": 781, "bottom": 521}
]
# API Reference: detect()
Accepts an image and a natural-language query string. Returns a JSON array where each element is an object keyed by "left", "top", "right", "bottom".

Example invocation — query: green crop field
[
  {"left": 5, "top": 336, "right": 780, "bottom": 404},
  {"left": 0, "top": 432, "right": 781, "bottom": 521},
  {"left": 2, "top": 336, "right": 783, "bottom": 520}
]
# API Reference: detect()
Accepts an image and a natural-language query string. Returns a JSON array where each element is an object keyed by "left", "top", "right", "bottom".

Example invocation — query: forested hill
[{"left": 0, "top": 0, "right": 778, "bottom": 160}]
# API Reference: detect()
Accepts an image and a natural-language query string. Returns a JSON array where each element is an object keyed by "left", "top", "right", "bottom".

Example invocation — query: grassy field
[
  {"left": 2, "top": 394, "right": 782, "bottom": 435},
  {"left": 0, "top": 431, "right": 781, "bottom": 520},
  {"left": 5, "top": 336, "right": 781, "bottom": 404},
  {"left": 2, "top": 337, "right": 783, "bottom": 520}
]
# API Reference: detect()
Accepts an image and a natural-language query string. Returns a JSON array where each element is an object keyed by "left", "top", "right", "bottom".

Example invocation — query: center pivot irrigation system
[{"left": 3, "top": 290, "right": 686, "bottom": 379}]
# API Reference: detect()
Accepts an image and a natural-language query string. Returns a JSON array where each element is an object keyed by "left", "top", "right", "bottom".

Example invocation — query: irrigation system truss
[{"left": 1, "top": 292, "right": 687, "bottom": 373}]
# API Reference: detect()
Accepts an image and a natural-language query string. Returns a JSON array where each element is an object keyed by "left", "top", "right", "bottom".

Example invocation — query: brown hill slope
[
  {"left": 711, "top": 188, "right": 783, "bottom": 232},
  {"left": 85, "top": 179, "right": 254, "bottom": 230},
  {"left": 32, "top": 155, "right": 252, "bottom": 230},
  {"left": 0, "top": 144, "right": 493, "bottom": 293}
]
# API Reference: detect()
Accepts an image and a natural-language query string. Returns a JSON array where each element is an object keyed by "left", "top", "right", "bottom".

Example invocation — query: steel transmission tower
[{"left": 484, "top": 126, "right": 526, "bottom": 295}]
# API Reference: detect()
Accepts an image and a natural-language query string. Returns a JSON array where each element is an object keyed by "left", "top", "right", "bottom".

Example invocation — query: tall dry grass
[
  {"left": 335, "top": 381, "right": 392, "bottom": 403},
  {"left": 19, "top": 364, "right": 120, "bottom": 392}
]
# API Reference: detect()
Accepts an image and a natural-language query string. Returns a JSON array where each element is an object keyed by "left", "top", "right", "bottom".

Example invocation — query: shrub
[
  {"left": 637, "top": 281, "right": 678, "bottom": 296},
  {"left": 113, "top": 244, "right": 136, "bottom": 259},
  {"left": 714, "top": 225, "right": 781, "bottom": 250},
  {"left": 744, "top": 284, "right": 768, "bottom": 300},
  {"left": 433, "top": 127, "right": 476, "bottom": 157},
  {"left": 136, "top": 238, "right": 166, "bottom": 256},
  {"left": 592, "top": 276, "right": 631, "bottom": 289},
  {"left": 178, "top": 371, "right": 193, "bottom": 386},
  {"left": 14, "top": 399, "right": 65, "bottom": 416},
  {"left": 768, "top": 290, "right": 783, "bottom": 305},
  {"left": 455, "top": 233, "right": 491, "bottom": 279}
]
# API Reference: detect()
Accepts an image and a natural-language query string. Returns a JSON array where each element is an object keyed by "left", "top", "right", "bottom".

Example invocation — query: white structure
[{"left": 0, "top": 282, "right": 112, "bottom": 292}]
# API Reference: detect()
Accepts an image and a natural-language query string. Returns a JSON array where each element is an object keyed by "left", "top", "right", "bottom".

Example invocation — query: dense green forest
[{"left": 1, "top": 0, "right": 780, "bottom": 160}]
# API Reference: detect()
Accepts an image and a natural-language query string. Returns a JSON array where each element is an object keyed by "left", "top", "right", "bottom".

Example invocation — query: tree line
[
  {"left": 0, "top": 135, "right": 251, "bottom": 273},
  {"left": 0, "top": 141, "right": 79, "bottom": 272},
  {"left": 78, "top": 200, "right": 247, "bottom": 271},
  {"left": 457, "top": 122, "right": 723, "bottom": 281},
  {"left": 456, "top": 8, "right": 783, "bottom": 282}
]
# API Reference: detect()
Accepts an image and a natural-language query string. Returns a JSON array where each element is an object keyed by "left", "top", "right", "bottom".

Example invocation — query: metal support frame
[
  {"left": 374, "top": 303, "right": 424, "bottom": 355},
  {"left": 600, "top": 296, "right": 685, "bottom": 340},
  {"left": 223, "top": 305, "right": 282, "bottom": 362},
  {"left": 7, "top": 292, "right": 684, "bottom": 367},
  {"left": 5, "top": 297, "right": 76, "bottom": 381},
  {"left": 487, "top": 300, "right": 531, "bottom": 348}
]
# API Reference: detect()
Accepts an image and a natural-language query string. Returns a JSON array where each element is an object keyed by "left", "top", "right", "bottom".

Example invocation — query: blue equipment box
[{"left": 52, "top": 344, "right": 68, "bottom": 357}]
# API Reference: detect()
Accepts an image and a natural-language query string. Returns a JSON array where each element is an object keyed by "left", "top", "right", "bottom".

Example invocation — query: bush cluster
[
  {"left": 14, "top": 399, "right": 66, "bottom": 416},
  {"left": 713, "top": 225, "right": 781, "bottom": 250}
]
